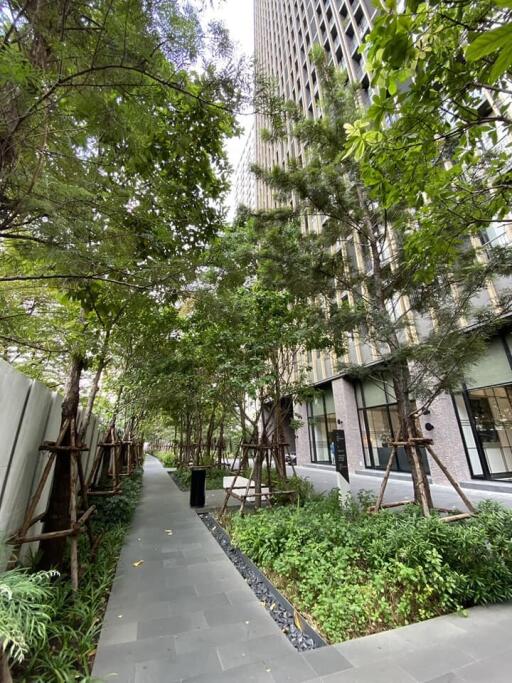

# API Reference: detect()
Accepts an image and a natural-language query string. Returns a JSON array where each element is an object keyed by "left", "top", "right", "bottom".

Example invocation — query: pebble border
[{"left": 198, "top": 511, "right": 325, "bottom": 651}]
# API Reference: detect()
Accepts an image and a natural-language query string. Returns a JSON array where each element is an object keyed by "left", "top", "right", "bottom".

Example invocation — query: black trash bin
[{"left": 189, "top": 467, "right": 206, "bottom": 508}]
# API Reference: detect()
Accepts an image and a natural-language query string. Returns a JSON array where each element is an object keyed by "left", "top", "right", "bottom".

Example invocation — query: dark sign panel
[{"left": 333, "top": 429, "right": 349, "bottom": 482}]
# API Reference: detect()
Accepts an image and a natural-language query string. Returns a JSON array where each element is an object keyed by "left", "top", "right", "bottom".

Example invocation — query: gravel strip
[{"left": 198, "top": 512, "right": 325, "bottom": 651}]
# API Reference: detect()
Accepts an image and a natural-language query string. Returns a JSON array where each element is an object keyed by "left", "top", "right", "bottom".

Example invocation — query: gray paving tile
[
  {"left": 455, "top": 649, "right": 512, "bottom": 682},
  {"left": 226, "top": 587, "right": 260, "bottom": 605},
  {"left": 91, "top": 658, "right": 136, "bottom": 682},
  {"left": 334, "top": 630, "right": 412, "bottom": 667},
  {"left": 93, "top": 634, "right": 176, "bottom": 666},
  {"left": 266, "top": 652, "right": 318, "bottom": 682},
  {"left": 302, "top": 647, "right": 353, "bottom": 676},
  {"left": 448, "top": 623, "right": 512, "bottom": 661},
  {"left": 203, "top": 601, "right": 273, "bottom": 628},
  {"left": 393, "top": 618, "right": 467, "bottom": 648},
  {"left": 217, "top": 633, "right": 295, "bottom": 671},
  {"left": 444, "top": 604, "right": 512, "bottom": 632},
  {"left": 184, "top": 659, "right": 275, "bottom": 683},
  {"left": 134, "top": 648, "right": 222, "bottom": 683},
  {"left": 137, "top": 612, "right": 208, "bottom": 639},
  {"left": 425, "top": 674, "right": 465, "bottom": 683},
  {"left": 103, "top": 600, "right": 173, "bottom": 626},
  {"left": 175, "top": 621, "right": 253, "bottom": 655},
  {"left": 98, "top": 621, "right": 138, "bottom": 647},
  {"left": 194, "top": 576, "right": 248, "bottom": 596},
  {"left": 322, "top": 659, "right": 417, "bottom": 683},
  {"left": 396, "top": 645, "right": 475, "bottom": 682}
]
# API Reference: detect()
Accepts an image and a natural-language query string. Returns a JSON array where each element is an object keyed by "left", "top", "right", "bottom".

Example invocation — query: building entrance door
[{"left": 467, "top": 385, "right": 512, "bottom": 479}]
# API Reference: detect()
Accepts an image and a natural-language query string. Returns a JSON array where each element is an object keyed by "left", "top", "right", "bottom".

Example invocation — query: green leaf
[
  {"left": 466, "top": 24, "right": 512, "bottom": 62},
  {"left": 489, "top": 42, "right": 512, "bottom": 81}
]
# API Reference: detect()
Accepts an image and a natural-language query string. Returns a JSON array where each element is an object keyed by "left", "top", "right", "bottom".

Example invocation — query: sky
[{"left": 204, "top": 0, "right": 255, "bottom": 212}]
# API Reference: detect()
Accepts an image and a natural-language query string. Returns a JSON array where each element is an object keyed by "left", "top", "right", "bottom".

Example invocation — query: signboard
[{"left": 332, "top": 429, "right": 349, "bottom": 482}]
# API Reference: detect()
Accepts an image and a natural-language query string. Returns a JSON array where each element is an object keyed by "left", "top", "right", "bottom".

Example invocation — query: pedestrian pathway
[
  {"left": 93, "top": 456, "right": 512, "bottom": 682},
  {"left": 293, "top": 464, "right": 512, "bottom": 509}
]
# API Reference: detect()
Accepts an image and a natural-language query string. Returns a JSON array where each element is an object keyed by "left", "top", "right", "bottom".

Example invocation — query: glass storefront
[
  {"left": 307, "top": 388, "right": 337, "bottom": 464},
  {"left": 356, "top": 376, "right": 430, "bottom": 474},
  {"left": 453, "top": 335, "right": 512, "bottom": 480}
]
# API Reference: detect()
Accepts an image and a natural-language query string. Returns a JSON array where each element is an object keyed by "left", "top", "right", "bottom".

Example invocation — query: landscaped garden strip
[
  {"left": 12, "top": 468, "right": 144, "bottom": 682},
  {"left": 227, "top": 492, "right": 512, "bottom": 644},
  {"left": 199, "top": 511, "right": 325, "bottom": 651}
]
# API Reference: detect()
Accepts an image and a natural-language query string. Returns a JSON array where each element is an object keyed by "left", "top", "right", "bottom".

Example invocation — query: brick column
[
  {"left": 293, "top": 401, "right": 311, "bottom": 466},
  {"left": 332, "top": 376, "right": 365, "bottom": 476},
  {"left": 419, "top": 392, "right": 472, "bottom": 485}
]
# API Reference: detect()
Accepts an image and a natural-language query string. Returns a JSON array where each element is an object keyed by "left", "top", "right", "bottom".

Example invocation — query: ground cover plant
[
  {"left": 7, "top": 467, "right": 144, "bottom": 682},
  {"left": 154, "top": 450, "right": 179, "bottom": 469},
  {"left": 173, "top": 465, "right": 234, "bottom": 491},
  {"left": 170, "top": 460, "right": 316, "bottom": 502},
  {"left": 228, "top": 493, "right": 512, "bottom": 644}
]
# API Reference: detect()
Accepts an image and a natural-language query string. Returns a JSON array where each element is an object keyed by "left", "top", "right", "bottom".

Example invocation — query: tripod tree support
[
  {"left": 9, "top": 416, "right": 96, "bottom": 590},
  {"left": 371, "top": 436, "right": 475, "bottom": 521}
]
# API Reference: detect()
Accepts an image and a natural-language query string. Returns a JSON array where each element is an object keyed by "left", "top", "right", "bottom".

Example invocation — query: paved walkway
[
  {"left": 293, "top": 465, "right": 512, "bottom": 509},
  {"left": 93, "top": 457, "right": 512, "bottom": 682}
]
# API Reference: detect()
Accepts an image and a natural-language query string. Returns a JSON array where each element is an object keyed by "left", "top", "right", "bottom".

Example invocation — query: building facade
[
  {"left": 254, "top": 0, "right": 512, "bottom": 488},
  {"left": 232, "top": 125, "right": 257, "bottom": 211}
]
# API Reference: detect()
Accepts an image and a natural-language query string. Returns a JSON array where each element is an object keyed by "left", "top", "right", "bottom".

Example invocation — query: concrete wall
[{"left": 0, "top": 359, "right": 102, "bottom": 564}]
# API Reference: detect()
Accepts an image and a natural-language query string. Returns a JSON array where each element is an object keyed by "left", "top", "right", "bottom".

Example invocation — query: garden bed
[
  {"left": 9, "top": 468, "right": 144, "bottom": 682},
  {"left": 223, "top": 492, "right": 512, "bottom": 644},
  {"left": 168, "top": 470, "right": 189, "bottom": 491},
  {"left": 167, "top": 466, "right": 233, "bottom": 491},
  {"left": 199, "top": 512, "right": 325, "bottom": 651}
]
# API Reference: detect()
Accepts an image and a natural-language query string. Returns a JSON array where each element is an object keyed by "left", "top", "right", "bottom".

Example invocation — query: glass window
[
  {"left": 307, "top": 389, "right": 337, "bottom": 464},
  {"left": 356, "top": 378, "right": 429, "bottom": 474},
  {"left": 453, "top": 394, "right": 484, "bottom": 477},
  {"left": 470, "top": 386, "right": 512, "bottom": 476},
  {"left": 454, "top": 384, "right": 512, "bottom": 479}
]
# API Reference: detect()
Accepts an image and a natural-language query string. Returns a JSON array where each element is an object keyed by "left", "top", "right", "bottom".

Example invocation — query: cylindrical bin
[{"left": 189, "top": 467, "right": 207, "bottom": 508}]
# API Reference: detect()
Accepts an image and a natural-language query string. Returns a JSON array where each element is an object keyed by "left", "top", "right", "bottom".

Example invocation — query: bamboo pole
[
  {"left": 425, "top": 444, "right": 476, "bottom": 513},
  {"left": 373, "top": 444, "right": 398, "bottom": 513}
]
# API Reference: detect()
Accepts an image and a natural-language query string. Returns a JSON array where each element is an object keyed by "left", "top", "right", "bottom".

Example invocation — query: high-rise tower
[
  {"left": 252, "top": 0, "right": 512, "bottom": 491},
  {"left": 254, "top": 0, "right": 377, "bottom": 209}
]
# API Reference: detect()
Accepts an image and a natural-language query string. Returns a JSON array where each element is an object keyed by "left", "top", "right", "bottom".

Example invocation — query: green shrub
[
  {"left": 174, "top": 465, "right": 232, "bottom": 491},
  {"left": 229, "top": 496, "right": 512, "bottom": 643},
  {"left": 0, "top": 564, "right": 57, "bottom": 667},
  {"left": 154, "top": 450, "right": 178, "bottom": 468},
  {"left": 93, "top": 466, "right": 143, "bottom": 529},
  {"left": 14, "top": 466, "right": 144, "bottom": 682}
]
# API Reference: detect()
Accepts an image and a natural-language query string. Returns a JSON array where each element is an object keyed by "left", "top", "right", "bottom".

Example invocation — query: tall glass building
[{"left": 253, "top": 0, "right": 512, "bottom": 488}]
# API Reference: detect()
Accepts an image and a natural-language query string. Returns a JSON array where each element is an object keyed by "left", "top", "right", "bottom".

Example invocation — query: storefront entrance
[
  {"left": 454, "top": 385, "right": 512, "bottom": 479},
  {"left": 307, "top": 386, "right": 337, "bottom": 465},
  {"left": 453, "top": 335, "right": 512, "bottom": 480}
]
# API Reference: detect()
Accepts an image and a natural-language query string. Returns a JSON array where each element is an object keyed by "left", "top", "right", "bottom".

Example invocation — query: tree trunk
[
  {"left": 355, "top": 181, "right": 433, "bottom": 512},
  {"left": 392, "top": 366, "right": 433, "bottom": 513},
  {"left": 38, "top": 353, "right": 84, "bottom": 569},
  {"left": 217, "top": 414, "right": 225, "bottom": 467},
  {"left": 205, "top": 409, "right": 216, "bottom": 463},
  {"left": 184, "top": 413, "right": 192, "bottom": 465},
  {"left": 79, "top": 330, "right": 111, "bottom": 443}
]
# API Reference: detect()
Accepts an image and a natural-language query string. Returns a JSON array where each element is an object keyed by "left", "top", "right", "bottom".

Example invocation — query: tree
[
  {"left": 1, "top": 0, "right": 243, "bottom": 570},
  {"left": 252, "top": 47, "right": 512, "bottom": 514}
]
